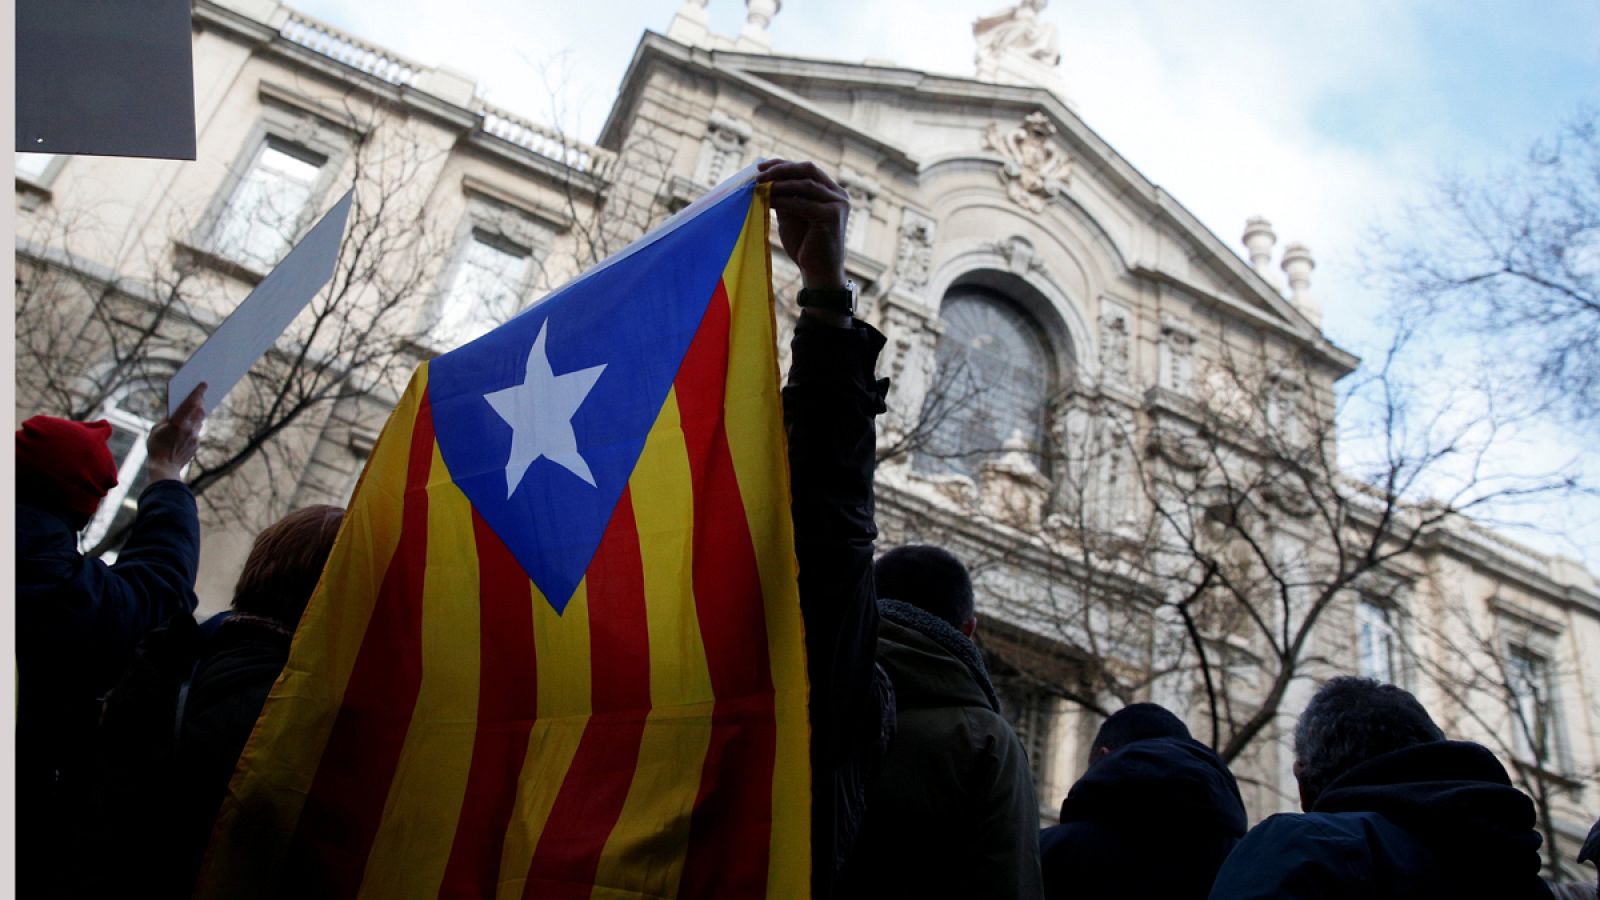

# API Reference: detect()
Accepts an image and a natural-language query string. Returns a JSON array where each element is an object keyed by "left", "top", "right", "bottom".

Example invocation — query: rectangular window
[
  {"left": 1000, "top": 683, "right": 1054, "bottom": 792},
  {"left": 434, "top": 229, "right": 533, "bottom": 348},
  {"left": 1356, "top": 599, "right": 1396, "bottom": 684},
  {"left": 211, "top": 139, "right": 327, "bottom": 271},
  {"left": 1507, "top": 646, "right": 1561, "bottom": 767}
]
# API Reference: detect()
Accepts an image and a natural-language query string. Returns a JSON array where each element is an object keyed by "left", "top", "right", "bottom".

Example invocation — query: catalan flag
[{"left": 196, "top": 176, "right": 810, "bottom": 898}]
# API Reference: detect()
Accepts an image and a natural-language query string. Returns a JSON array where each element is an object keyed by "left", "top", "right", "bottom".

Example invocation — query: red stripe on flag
[
  {"left": 521, "top": 488, "right": 651, "bottom": 900},
  {"left": 285, "top": 392, "right": 436, "bottom": 898},
  {"left": 673, "top": 281, "right": 778, "bottom": 897},
  {"left": 438, "top": 510, "right": 539, "bottom": 898}
]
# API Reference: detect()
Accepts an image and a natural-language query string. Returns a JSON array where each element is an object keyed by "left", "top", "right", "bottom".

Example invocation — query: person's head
[
  {"left": 874, "top": 544, "right": 977, "bottom": 636},
  {"left": 231, "top": 505, "right": 345, "bottom": 629},
  {"left": 15, "top": 415, "right": 120, "bottom": 530},
  {"left": 1088, "top": 702, "right": 1192, "bottom": 766},
  {"left": 1293, "top": 676, "right": 1444, "bottom": 810}
]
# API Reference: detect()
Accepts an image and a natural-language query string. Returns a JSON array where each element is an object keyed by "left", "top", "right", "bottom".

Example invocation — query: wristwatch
[{"left": 797, "top": 280, "right": 857, "bottom": 316}]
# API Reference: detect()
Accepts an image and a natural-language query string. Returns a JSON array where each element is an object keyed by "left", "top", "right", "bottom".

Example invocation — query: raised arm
[
  {"left": 86, "top": 383, "right": 208, "bottom": 669},
  {"left": 760, "top": 159, "right": 894, "bottom": 895}
]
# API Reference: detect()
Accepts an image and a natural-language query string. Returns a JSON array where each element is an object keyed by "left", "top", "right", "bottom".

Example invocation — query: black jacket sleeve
[
  {"left": 783, "top": 315, "right": 895, "bottom": 895},
  {"left": 84, "top": 480, "right": 203, "bottom": 671}
]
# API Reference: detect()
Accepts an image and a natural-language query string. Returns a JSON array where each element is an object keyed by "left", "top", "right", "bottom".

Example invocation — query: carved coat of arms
[{"left": 984, "top": 111, "right": 1071, "bottom": 212}]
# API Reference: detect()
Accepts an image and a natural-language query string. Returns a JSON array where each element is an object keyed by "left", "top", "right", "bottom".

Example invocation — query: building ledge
[{"left": 173, "top": 239, "right": 268, "bottom": 287}]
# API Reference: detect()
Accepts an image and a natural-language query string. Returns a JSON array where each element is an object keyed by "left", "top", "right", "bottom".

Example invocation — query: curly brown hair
[{"left": 231, "top": 505, "right": 345, "bottom": 628}]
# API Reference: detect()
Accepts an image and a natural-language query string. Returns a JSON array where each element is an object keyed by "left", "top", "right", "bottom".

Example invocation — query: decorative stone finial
[
  {"left": 1280, "top": 242, "right": 1321, "bottom": 327},
  {"left": 1242, "top": 216, "right": 1279, "bottom": 286},
  {"left": 741, "top": 0, "right": 782, "bottom": 48}
]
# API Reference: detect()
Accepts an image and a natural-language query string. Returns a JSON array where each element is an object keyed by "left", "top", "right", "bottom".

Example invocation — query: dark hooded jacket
[
  {"left": 1040, "top": 736, "right": 1246, "bottom": 899},
  {"left": 840, "top": 599, "right": 1044, "bottom": 899},
  {"left": 1210, "top": 740, "right": 1554, "bottom": 899},
  {"left": 95, "top": 611, "right": 296, "bottom": 897},
  {"left": 15, "top": 480, "right": 200, "bottom": 898}
]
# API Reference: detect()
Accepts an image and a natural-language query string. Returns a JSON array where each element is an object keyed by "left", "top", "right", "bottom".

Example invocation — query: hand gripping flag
[{"left": 195, "top": 172, "right": 810, "bottom": 899}]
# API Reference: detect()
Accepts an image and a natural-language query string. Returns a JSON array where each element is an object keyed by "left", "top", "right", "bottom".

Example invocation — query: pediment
[
  {"left": 607, "top": 35, "right": 1351, "bottom": 367},
  {"left": 721, "top": 56, "right": 1316, "bottom": 327}
]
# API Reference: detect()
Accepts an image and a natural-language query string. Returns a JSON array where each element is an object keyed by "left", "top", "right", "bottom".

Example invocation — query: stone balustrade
[
  {"left": 275, "top": 12, "right": 613, "bottom": 178},
  {"left": 280, "top": 12, "right": 423, "bottom": 86},
  {"left": 476, "top": 105, "right": 617, "bottom": 178}
]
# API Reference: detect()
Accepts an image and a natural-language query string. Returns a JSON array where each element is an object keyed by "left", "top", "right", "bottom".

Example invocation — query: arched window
[
  {"left": 918, "top": 286, "right": 1057, "bottom": 478},
  {"left": 80, "top": 382, "right": 167, "bottom": 557}
]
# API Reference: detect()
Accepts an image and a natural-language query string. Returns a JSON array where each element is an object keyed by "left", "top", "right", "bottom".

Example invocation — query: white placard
[{"left": 169, "top": 190, "right": 355, "bottom": 416}]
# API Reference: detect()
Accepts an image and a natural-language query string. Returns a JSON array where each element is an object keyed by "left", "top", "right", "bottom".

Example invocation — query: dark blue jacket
[
  {"left": 1210, "top": 740, "right": 1553, "bottom": 899},
  {"left": 15, "top": 480, "right": 200, "bottom": 896},
  {"left": 1040, "top": 736, "right": 1246, "bottom": 899}
]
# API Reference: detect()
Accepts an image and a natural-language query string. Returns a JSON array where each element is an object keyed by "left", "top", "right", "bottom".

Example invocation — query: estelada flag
[{"left": 195, "top": 172, "right": 810, "bottom": 899}]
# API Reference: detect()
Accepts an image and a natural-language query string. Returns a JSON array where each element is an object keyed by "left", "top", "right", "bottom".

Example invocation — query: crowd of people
[{"left": 15, "top": 160, "right": 1599, "bottom": 898}]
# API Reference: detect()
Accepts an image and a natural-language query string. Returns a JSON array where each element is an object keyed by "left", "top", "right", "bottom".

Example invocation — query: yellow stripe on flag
[
  {"left": 195, "top": 366, "right": 431, "bottom": 897},
  {"left": 493, "top": 582, "right": 592, "bottom": 899},
  {"left": 592, "top": 389, "right": 718, "bottom": 897},
  {"left": 719, "top": 187, "right": 811, "bottom": 896},
  {"left": 355, "top": 443, "right": 483, "bottom": 900}
]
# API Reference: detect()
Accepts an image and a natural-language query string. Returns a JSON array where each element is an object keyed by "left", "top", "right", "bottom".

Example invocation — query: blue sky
[{"left": 294, "top": 0, "right": 1600, "bottom": 562}]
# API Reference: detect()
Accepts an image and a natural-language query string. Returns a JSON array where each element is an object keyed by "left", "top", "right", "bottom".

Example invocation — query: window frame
[
  {"left": 429, "top": 227, "right": 537, "bottom": 349},
  {"left": 1504, "top": 642, "right": 1568, "bottom": 772},
  {"left": 917, "top": 284, "right": 1061, "bottom": 480},
  {"left": 194, "top": 105, "right": 350, "bottom": 276},
  {"left": 79, "top": 381, "right": 169, "bottom": 556},
  {"left": 424, "top": 193, "right": 552, "bottom": 351},
  {"left": 1355, "top": 597, "right": 1399, "bottom": 684}
]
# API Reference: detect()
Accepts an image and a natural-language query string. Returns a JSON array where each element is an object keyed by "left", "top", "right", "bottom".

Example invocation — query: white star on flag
[{"left": 484, "top": 320, "right": 607, "bottom": 497}]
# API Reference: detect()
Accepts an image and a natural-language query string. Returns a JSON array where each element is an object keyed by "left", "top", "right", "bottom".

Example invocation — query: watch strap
[{"left": 797, "top": 281, "right": 857, "bottom": 315}]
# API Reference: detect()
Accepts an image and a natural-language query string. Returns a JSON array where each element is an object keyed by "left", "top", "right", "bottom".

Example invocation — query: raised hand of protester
[
  {"left": 756, "top": 159, "right": 850, "bottom": 290},
  {"left": 146, "top": 382, "right": 207, "bottom": 484}
]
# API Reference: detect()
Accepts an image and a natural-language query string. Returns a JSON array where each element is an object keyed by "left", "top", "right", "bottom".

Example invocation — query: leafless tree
[
  {"left": 875, "top": 320, "right": 1577, "bottom": 789},
  {"left": 1375, "top": 107, "right": 1600, "bottom": 430}
]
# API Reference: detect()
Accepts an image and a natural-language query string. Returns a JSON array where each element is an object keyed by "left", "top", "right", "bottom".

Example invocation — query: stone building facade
[{"left": 14, "top": 0, "right": 1598, "bottom": 868}]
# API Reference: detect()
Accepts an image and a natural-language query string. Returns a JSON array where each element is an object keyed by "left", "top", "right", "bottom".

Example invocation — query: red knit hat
[{"left": 16, "top": 416, "right": 120, "bottom": 523}]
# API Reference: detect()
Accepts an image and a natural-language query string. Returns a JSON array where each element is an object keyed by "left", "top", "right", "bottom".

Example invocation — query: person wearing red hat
[{"left": 15, "top": 382, "right": 207, "bottom": 899}]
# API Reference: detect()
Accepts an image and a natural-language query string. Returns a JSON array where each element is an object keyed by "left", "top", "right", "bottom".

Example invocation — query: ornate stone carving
[
  {"left": 876, "top": 297, "right": 940, "bottom": 450},
  {"left": 1266, "top": 366, "right": 1307, "bottom": 447},
  {"left": 1159, "top": 313, "right": 1196, "bottom": 396},
  {"left": 839, "top": 167, "right": 881, "bottom": 253},
  {"left": 692, "top": 111, "right": 752, "bottom": 188},
  {"left": 894, "top": 209, "right": 937, "bottom": 293},
  {"left": 1147, "top": 420, "right": 1206, "bottom": 471},
  {"left": 1048, "top": 393, "right": 1139, "bottom": 532},
  {"left": 1098, "top": 298, "right": 1133, "bottom": 388},
  {"left": 989, "top": 234, "right": 1048, "bottom": 276},
  {"left": 974, "top": 0, "right": 1060, "bottom": 77},
  {"left": 984, "top": 111, "right": 1070, "bottom": 212},
  {"left": 1099, "top": 406, "right": 1138, "bottom": 529}
]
